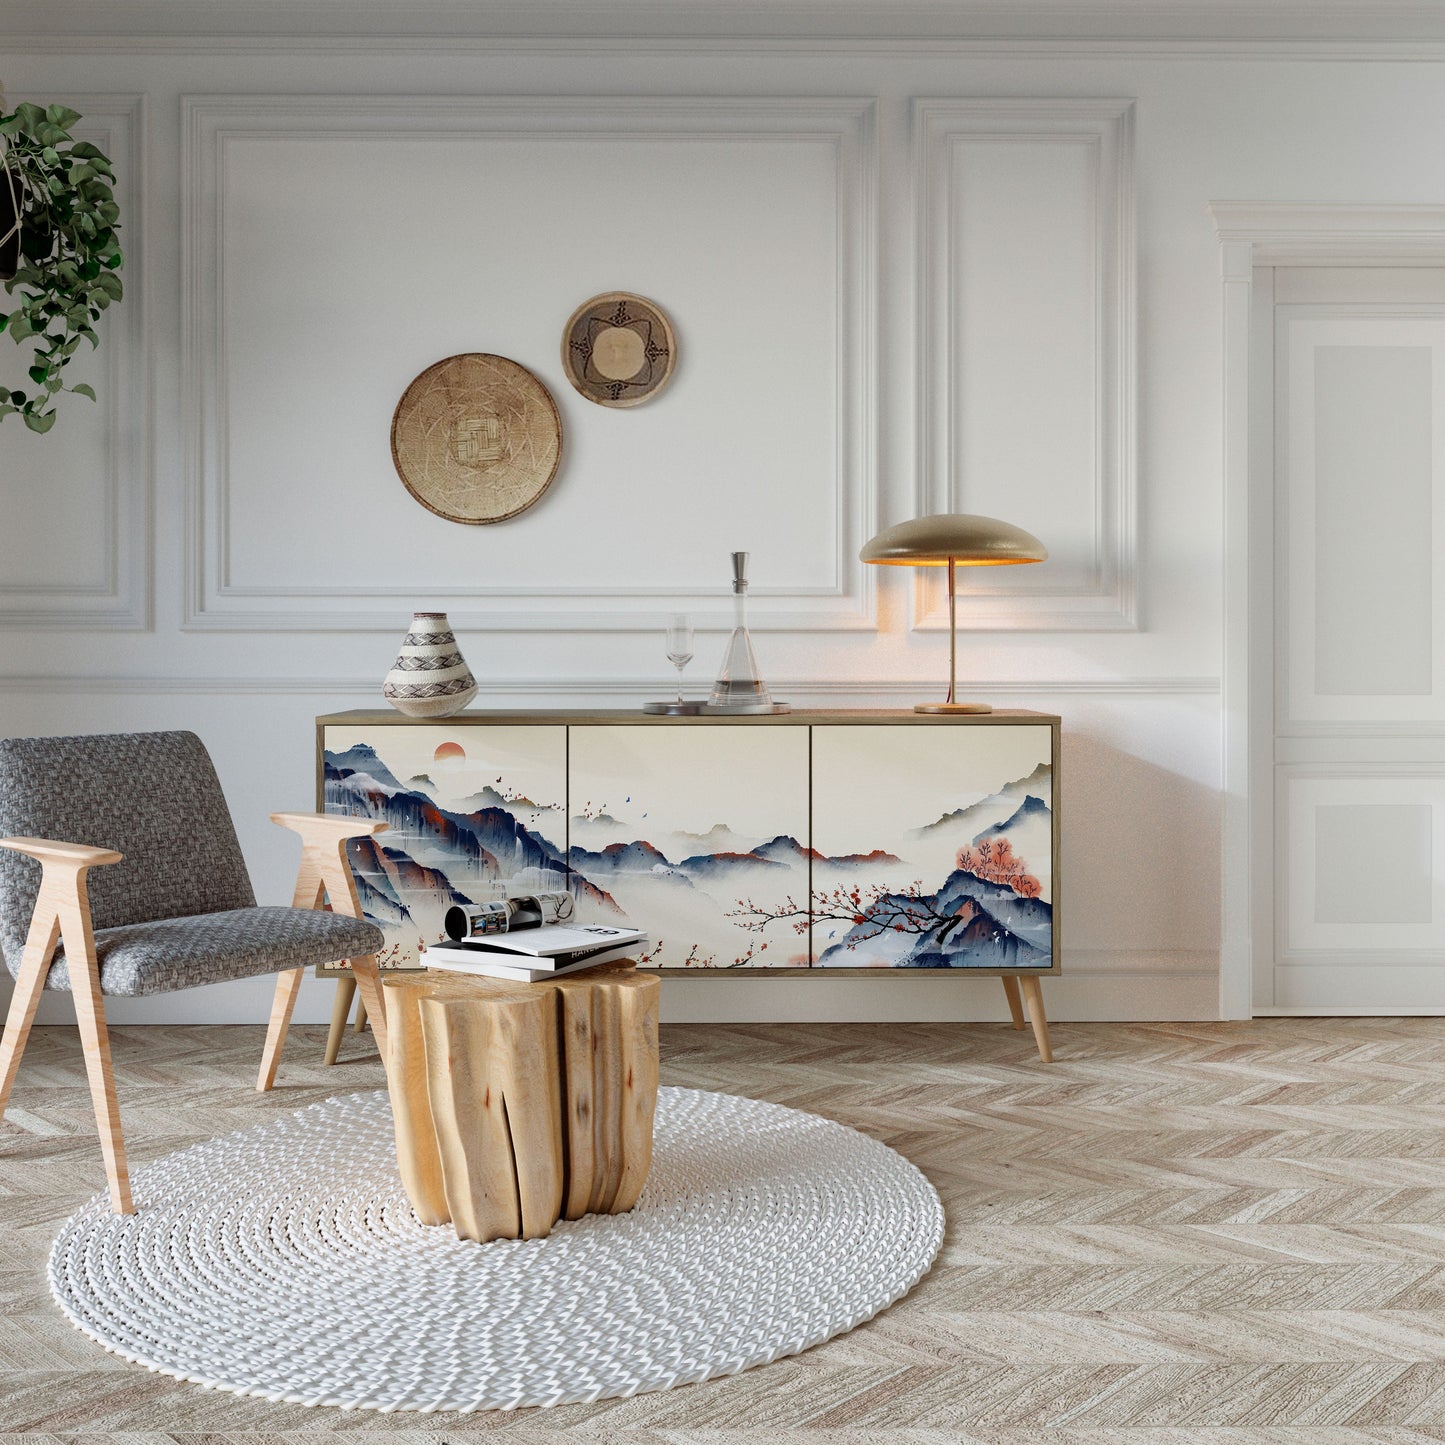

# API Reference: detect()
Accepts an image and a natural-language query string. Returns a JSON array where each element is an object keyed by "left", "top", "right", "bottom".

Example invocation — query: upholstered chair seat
[
  {"left": 0, "top": 729, "right": 392, "bottom": 1215},
  {"left": 40, "top": 907, "right": 383, "bottom": 997}
]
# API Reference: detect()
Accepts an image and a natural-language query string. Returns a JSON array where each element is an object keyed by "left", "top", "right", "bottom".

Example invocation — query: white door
[{"left": 1263, "top": 267, "right": 1445, "bottom": 1012}]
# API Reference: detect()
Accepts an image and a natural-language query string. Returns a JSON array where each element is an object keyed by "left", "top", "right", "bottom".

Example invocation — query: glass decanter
[{"left": 706, "top": 552, "right": 778, "bottom": 714}]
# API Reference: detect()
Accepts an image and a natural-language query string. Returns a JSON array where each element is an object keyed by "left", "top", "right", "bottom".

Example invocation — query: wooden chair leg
[
  {"left": 61, "top": 906, "right": 133, "bottom": 1214},
  {"left": 256, "top": 968, "right": 305, "bottom": 1092},
  {"left": 0, "top": 910, "right": 60, "bottom": 1122},
  {"left": 1001, "top": 975, "right": 1026, "bottom": 1030},
  {"left": 1018, "top": 975, "right": 1054, "bottom": 1064},
  {"left": 324, "top": 974, "right": 356, "bottom": 1067},
  {"left": 353, "top": 991, "right": 369, "bottom": 1033},
  {"left": 349, "top": 956, "right": 389, "bottom": 1066}
]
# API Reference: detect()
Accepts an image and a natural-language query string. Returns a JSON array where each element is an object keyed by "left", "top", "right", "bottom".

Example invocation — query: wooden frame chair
[{"left": 0, "top": 730, "right": 391, "bottom": 1215}]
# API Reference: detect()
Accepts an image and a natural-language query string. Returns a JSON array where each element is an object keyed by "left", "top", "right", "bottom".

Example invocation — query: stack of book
[{"left": 423, "top": 921, "right": 647, "bottom": 983}]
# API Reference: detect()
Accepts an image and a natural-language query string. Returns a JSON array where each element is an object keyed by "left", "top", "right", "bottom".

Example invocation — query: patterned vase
[{"left": 382, "top": 611, "right": 478, "bottom": 718}]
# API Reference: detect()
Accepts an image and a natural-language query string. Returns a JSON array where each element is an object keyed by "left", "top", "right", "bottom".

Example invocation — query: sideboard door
[
  {"left": 810, "top": 724, "right": 1055, "bottom": 969},
  {"left": 321, "top": 723, "right": 568, "bottom": 969},
  {"left": 567, "top": 725, "right": 811, "bottom": 969}
]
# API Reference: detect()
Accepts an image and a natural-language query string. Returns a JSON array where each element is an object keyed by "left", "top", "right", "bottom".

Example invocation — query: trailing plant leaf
[{"left": 0, "top": 103, "right": 123, "bottom": 430}]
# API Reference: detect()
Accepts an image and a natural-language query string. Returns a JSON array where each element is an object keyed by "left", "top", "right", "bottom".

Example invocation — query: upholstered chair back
[{"left": 0, "top": 731, "right": 257, "bottom": 978}]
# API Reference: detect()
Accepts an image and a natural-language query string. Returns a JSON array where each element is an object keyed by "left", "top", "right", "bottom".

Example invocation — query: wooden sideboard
[{"left": 315, "top": 709, "right": 1060, "bottom": 1058}]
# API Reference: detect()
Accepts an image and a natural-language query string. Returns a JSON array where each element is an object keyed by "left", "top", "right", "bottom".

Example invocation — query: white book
[
  {"left": 439, "top": 922, "right": 645, "bottom": 960},
  {"left": 421, "top": 940, "right": 643, "bottom": 983}
]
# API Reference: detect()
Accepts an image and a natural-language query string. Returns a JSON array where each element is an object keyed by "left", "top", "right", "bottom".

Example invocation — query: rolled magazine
[{"left": 444, "top": 891, "right": 575, "bottom": 941}]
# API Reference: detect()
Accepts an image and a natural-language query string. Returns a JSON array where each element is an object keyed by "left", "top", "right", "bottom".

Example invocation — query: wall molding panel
[
  {"left": 181, "top": 94, "right": 877, "bottom": 634},
  {"left": 913, "top": 97, "right": 1136, "bottom": 632},
  {"left": 0, "top": 93, "right": 151, "bottom": 631},
  {"left": 0, "top": 673, "right": 1221, "bottom": 696}
]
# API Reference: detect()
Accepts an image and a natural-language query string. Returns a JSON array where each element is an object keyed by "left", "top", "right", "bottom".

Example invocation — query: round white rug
[{"left": 49, "top": 1086, "right": 944, "bottom": 1412}]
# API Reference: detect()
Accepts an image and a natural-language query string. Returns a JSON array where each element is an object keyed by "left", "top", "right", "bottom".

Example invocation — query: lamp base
[{"left": 914, "top": 701, "right": 993, "bottom": 714}]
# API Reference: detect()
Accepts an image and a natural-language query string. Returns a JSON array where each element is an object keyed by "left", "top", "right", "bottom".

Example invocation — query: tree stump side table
[{"left": 383, "top": 962, "right": 660, "bottom": 1244}]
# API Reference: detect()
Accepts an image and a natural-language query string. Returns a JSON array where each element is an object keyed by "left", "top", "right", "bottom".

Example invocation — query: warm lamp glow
[{"left": 860, "top": 512, "right": 1047, "bottom": 713}]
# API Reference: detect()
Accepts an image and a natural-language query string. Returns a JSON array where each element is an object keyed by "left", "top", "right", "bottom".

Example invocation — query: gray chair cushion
[
  {"left": 0, "top": 731, "right": 257, "bottom": 980},
  {"left": 42, "top": 907, "right": 385, "bottom": 997}
]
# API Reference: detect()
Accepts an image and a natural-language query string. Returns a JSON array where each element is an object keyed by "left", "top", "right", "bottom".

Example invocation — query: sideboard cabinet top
[{"left": 317, "top": 708, "right": 1061, "bottom": 727}]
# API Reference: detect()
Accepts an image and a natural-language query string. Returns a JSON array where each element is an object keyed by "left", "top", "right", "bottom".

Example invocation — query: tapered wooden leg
[
  {"left": 61, "top": 901, "right": 132, "bottom": 1214},
  {"left": 0, "top": 910, "right": 60, "bottom": 1122},
  {"left": 348, "top": 957, "right": 389, "bottom": 1065},
  {"left": 1018, "top": 975, "right": 1054, "bottom": 1064},
  {"left": 324, "top": 974, "right": 356, "bottom": 1067},
  {"left": 1001, "top": 975, "right": 1026, "bottom": 1031},
  {"left": 353, "top": 992, "right": 369, "bottom": 1033},
  {"left": 256, "top": 967, "right": 304, "bottom": 1092}
]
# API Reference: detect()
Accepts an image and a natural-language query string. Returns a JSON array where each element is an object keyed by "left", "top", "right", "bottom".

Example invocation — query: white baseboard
[{"left": 0, "top": 951, "right": 1219, "bottom": 1027}]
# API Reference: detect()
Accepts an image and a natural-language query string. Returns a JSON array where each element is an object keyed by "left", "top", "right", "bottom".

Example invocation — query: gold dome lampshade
[{"left": 860, "top": 513, "right": 1047, "bottom": 714}]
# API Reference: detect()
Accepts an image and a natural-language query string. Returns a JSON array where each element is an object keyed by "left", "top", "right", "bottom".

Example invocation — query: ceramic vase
[{"left": 382, "top": 611, "right": 478, "bottom": 718}]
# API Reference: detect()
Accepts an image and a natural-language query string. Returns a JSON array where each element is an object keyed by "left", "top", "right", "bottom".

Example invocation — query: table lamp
[{"left": 860, "top": 513, "right": 1047, "bottom": 713}]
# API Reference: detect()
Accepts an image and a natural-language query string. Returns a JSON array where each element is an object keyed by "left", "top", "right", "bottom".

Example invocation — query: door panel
[
  {"left": 1278, "top": 312, "right": 1445, "bottom": 726},
  {"left": 566, "top": 724, "right": 810, "bottom": 969},
  {"left": 321, "top": 723, "right": 568, "bottom": 970},
  {"left": 1267, "top": 267, "right": 1445, "bottom": 1011},
  {"left": 810, "top": 724, "right": 1054, "bottom": 969}
]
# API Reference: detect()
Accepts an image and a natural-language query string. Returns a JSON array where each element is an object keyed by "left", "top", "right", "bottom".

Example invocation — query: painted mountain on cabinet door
[
  {"left": 806, "top": 764, "right": 1054, "bottom": 969},
  {"left": 323, "top": 745, "right": 583, "bottom": 966}
]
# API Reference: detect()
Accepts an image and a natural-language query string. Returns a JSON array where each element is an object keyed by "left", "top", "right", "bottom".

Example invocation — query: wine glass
[{"left": 665, "top": 614, "right": 694, "bottom": 706}]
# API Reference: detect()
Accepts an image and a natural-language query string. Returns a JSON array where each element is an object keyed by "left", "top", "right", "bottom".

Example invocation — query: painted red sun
[{"left": 433, "top": 741, "right": 466, "bottom": 763}]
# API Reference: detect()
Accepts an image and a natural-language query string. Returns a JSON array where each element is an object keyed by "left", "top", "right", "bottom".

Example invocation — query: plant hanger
[
  {"left": 0, "top": 86, "right": 123, "bottom": 431},
  {"left": 0, "top": 83, "right": 18, "bottom": 282}
]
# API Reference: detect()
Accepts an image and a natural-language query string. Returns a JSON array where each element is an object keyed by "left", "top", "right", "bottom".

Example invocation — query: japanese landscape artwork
[{"left": 321, "top": 722, "right": 1053, "bottom": 971}]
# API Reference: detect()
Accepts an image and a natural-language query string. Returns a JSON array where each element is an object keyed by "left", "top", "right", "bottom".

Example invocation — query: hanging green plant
[{"left": 0, "top": 102, "right": 123, "bottom": 434}]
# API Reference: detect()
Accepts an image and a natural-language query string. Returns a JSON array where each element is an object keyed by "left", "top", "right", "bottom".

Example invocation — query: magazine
[
  {"left": 435, "top": 921, "right": 645, "bottom": 961},
  {"left": 443, "top": 892, "right": 577, "bottom": 942},
  {"left": 422, "top": 939, "right": 643, "bottom": 983}
]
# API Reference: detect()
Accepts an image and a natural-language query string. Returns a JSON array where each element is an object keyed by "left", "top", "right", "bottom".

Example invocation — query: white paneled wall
[{"left": 10, "top": 32, "right": 1445, "bottom": 1022}]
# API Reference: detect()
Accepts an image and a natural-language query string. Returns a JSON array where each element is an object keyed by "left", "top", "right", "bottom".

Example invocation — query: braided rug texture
[{"left": 48, "top": 1086, "right": 944, "bottom": 1413}]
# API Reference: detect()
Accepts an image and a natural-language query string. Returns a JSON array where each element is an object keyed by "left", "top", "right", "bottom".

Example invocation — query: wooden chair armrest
[
  {"left": 270, "top": 812, "right": 389, "bottom": 845},
  {"left": 0, "top": 836, "right": 123, "bottom": 869}
]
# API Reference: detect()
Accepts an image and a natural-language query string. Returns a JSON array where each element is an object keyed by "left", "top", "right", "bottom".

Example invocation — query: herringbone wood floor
[{"left": 9, "top": 1018, "right": 1445, "bottom": 1441}]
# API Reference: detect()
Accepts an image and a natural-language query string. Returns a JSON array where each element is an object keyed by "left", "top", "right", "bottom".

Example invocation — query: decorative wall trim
[
  {"left": 181, "top": 94, "right": 877, "bottom": 634},
  {"left": 1211, "top": 202, "right": 1445, "bottom": 260},
  {"left": 0, "top": 94, "right": 151, "bottom": 631},
  {"left": 0, "top": 673, "right": 1222, "bottom": 696},
  {"left": 14, "top": 0, "right": 1445, "bottom": 49},
  {"left": 913, "top": 98, "right": 1136, "bottom": 632},
  {"left": 19, "top": 39, "right": 1445, "bottom": 61}
]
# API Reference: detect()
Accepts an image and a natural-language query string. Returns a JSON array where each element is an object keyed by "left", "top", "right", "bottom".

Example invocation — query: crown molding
[{"left": 12, "top": 1, "right": 1445, "bottom": 46}]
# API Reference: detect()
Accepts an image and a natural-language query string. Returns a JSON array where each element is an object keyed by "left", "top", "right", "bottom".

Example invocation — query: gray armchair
[{"left": 0, "top": 730, "right": 390, "bottom": 1215}]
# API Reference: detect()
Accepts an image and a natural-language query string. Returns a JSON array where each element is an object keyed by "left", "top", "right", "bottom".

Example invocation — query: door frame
[{"left": 1211, "top": 204, "right": 1445, "bottom": 1018}]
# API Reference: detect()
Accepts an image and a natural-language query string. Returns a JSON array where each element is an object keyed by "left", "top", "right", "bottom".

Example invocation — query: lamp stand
[{"left": 916, "top": 556, "right": 992, "bottom": 714}]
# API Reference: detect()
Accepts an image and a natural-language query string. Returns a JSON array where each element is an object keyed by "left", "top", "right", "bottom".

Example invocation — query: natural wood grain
[
  {"left": 553, "top": 966, "right": 660, "bottom": 1217},
  {"left": 1001, "top": 975, "right": 1026, "bottom": 1030},
  {"left": 385, "top": 964, "right": 659, "bottom": 1241},
  {"left": 254, "top": 967, "right": 303, "bottom": 1093},
  {"left": 0, "top": 836, "right": 130, "bottom": 1214},
  {"left": 417, "top": 976, "right": 561, "bottom": 1242},
  {"left": 19, "top": 1016, "right": 1445, "bottom": 1433},
  {"left": 324, "top": 972, "right": 355, "bottom": 1067},
  {"left": 257, "top": 812, "right": 390, "bottom": 1092},
  {"left": 1019, "top": 973, "right": 1053, "bottom": 1063},
  {"left": 382, "top": 976, "right": 450, "bottom": 1226},
  {"left": 269, "top": 811, "right": 390, "bottom": 1066},
  {"left": 317, "top": 707, "right": 1061, "bottom": 725}
]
